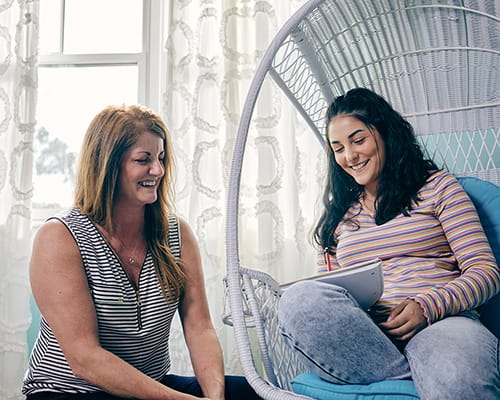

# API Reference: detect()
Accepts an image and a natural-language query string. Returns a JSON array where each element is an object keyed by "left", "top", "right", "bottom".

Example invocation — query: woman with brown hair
[{"left": 23, "top": 105, "right": 259, "bottom": 400}]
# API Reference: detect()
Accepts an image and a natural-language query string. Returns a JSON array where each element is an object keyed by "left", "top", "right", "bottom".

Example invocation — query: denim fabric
[
  {"left": 278, "top": 280, "right": 500, "bottom": 400},
  {"left": 404, "top": 316, "right": 500, "bottom": 400}
]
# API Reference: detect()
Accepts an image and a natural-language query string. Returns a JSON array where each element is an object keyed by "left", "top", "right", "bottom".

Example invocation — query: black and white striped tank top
[{"left": 23, "top": 208, "right": 181, "bottom": 395}]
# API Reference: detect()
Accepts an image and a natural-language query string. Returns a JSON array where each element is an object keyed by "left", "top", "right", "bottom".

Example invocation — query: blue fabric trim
[
  {"left": 458, "top": 177, "right": 500, "bottom": 340},
  {"left": 291, "top": 373, "right": 419, "bottom": 399},
  {"left": 457, "top": 177, "right": 500, "bottom": 265}
]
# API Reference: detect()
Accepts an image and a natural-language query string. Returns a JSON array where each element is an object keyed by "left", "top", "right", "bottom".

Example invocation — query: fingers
[
  {"left": 380, "top": 299, "right": 412, "bottom": 328},
  {"left": 382, "top": 319, "right": 419, "bottom": 341},
  {"left": 379, "top": 299, "right": 427, "bottom": 341},
  {"left": 385, "top": 301, "right": 407, "bottom": 323}
]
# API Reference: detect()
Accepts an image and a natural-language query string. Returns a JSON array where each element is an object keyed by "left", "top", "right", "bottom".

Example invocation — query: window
[{"left": 33, "top": 0, "right": 163, "bottom": 227}]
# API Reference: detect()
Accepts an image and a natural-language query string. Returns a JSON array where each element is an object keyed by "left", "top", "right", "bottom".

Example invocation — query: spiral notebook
[{"left": 280, "top": 258, "right": 384, "bottom": 309}]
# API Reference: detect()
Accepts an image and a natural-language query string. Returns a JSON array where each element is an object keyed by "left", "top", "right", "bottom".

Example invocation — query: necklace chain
[
  {"left": 98, "top": 225, "right": 143, "bottom": 267},
  {"left": 360, "top": 192, "right": 376, "bottom": 213},
  {"left": 116, "top": 237, "right": 142, "bottom": 266},
  {"left": 126, "top": 241, "right": 141, "bottom": 265}
]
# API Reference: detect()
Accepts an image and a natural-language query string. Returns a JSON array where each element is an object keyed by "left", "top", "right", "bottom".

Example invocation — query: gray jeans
[{"left": 278, "top": 280, "right": 500, "bottom": 400}]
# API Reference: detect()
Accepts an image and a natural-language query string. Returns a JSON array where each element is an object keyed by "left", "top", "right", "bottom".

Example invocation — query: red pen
[{"left": 324, "top": 248, "right": 332, "bottom": 272}]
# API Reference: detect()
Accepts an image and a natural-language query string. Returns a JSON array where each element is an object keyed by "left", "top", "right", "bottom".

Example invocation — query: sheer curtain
[
  {"left": 161, "top": 0, "right": 325, "bottom": 374},
  {"left": 2, "top": 0, "right": 326, "bottom": 395},
  {"left": 0, "top": 1, "right": 39, "bottom": 399}
]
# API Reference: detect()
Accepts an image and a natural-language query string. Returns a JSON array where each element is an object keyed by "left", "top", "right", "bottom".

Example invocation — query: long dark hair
[{"left": 313, "top": 88, "right": 438, "bottom": 252}]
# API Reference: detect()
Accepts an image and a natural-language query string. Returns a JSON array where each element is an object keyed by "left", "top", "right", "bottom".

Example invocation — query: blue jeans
[{"left": 278, "top": 280, "right": 500, "bottom": 400}]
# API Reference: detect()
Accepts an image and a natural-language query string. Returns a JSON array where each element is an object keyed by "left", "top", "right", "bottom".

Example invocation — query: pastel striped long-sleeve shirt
[{"left": 318, "top": 170, "right": 500, "bottom": 324}]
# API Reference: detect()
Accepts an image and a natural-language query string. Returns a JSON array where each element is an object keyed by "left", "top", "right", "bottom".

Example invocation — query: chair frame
[{"left": 224, "top": 1, "right": 499, "bottom": 399}]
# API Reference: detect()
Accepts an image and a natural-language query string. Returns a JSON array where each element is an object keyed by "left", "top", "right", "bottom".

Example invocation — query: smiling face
[
  {"left": 328, "top": 115, "right": 385, "bottom": 196},
  {"left": 116, "top": 130, "right": 165, "bottom": 208}
]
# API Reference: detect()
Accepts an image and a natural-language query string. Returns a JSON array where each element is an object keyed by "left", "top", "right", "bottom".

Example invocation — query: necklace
[
  {"left": 360, "top": 192, "right": 376, "bottom": 213},
  {"left": 97, "top": 224, "right": 144, "bottom": 268},
  {"left": 113, "top": 236, "right": 142, "bottom": 266},
  {"left": 124, "top": 239, "right": 142, "bottom": 265}
]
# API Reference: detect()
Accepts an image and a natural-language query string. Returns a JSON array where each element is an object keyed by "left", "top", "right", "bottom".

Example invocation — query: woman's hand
[{"left": 379, "top": 299, "right": 427, "bottom": 342}]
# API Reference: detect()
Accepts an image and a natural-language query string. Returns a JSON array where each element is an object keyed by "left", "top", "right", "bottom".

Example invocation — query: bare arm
[
  {"left": 30, "top": 219, "right": 200, "bottom": 400},
  {"left": 177, "top": 218, "right": 225, "bottom": 400}
]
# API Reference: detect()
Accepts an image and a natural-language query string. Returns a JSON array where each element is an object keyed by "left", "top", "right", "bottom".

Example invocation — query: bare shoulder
[
  {"left": 31, "top": 218, "right": 82, "bottom": 278},
  {"left": 178, "top": 216, "right": 195, "bottom": 243},
  {"left": 33, "top": 218, "right": 78, "bottom": 255},
  {"left": 177, "top": 217, "right": 202, "bottom": 274},
  {"left": 35, "top": 217, "right": 71, "bottom": 239},
  {"left": 177, "top": 216, "right": 201, "bottom": 252}
]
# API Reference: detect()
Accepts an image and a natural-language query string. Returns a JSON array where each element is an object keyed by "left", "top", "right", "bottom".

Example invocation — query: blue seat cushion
[
  {"left": 27, "top": 295, "right": 41, "bottom": 354},
  {"left": 457, "top": 177, "right": 500, "bottom": 265},
  {"left": 457, "top": 177, "right": 500, "bottom": 339},
  {"left": 291, "top": 373, "right": 419, "bottom": 399}
]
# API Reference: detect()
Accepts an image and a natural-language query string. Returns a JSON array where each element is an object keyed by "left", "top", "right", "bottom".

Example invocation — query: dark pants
[{"left": 26, "top": 374, "right": 261, "bottom": 400}]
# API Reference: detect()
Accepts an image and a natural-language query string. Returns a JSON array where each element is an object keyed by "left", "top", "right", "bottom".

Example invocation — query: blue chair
[
  {"left": 458, "top": 178, "right": 500, "bottom": 340},
  {"left": 26, "top": 294, "right": 41, "bottom": 355}
]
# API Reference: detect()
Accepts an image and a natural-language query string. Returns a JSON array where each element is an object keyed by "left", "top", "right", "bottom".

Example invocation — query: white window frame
[
  {"left": 32, "top": 0, "right": 165, "bottom": 227},
  {"left": 38, "top": 0, "right": 164, "bottom": 111}
]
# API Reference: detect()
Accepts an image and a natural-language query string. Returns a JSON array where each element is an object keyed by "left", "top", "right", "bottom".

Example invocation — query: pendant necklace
[
  {"left": 116, "top": 237, "right": 141, "bottom": 266},
  {"left": 126, "top": 240, "right": 141, "bottom": 265},
  {"left": 99, "top": 225, "right": 143, "bottom": 267}
]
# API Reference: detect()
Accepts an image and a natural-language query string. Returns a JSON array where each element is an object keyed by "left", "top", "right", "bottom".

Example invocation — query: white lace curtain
[
  {"left": 161, "top": 0, "right": 324, "bottom": 374},
  {"left": 0, "top": 1, "right": 39, "bottom": 399},
  {"left": 1, "top": 0, "right": 326, "bottom": 396}
]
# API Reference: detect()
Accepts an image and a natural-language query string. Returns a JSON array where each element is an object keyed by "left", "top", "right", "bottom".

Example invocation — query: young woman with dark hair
[{"left": 279, "top": 88, "right": 500, "bottom": 400}]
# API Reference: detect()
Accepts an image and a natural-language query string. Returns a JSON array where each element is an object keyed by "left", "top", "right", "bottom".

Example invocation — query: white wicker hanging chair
[{"left": 224, "top": 1, "right": 500, "bottom": 399}]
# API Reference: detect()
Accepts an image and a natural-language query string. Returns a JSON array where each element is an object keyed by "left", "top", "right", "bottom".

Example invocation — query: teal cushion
[
  {"left": 458, "top": 177, "right": 500, "bottom": 339},
  {"left": 457, "top": 177, "right": 500, "bottom": 265},
  {"left": 27, "top": 294, "right": 41, "bottom": 354},
  {"left": 291, "top": 373, "right": 419, "bottom": 399}
]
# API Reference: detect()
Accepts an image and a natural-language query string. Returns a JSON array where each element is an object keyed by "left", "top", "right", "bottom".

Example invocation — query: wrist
[
  {"left": 205, "top": 390, "right": 224, "bottom": 400},
  {"left": 410, "top": 297, "right": 431, "bottom": 326}
]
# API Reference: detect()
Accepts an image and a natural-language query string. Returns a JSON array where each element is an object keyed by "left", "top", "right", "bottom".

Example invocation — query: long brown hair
[{"left": 74, "top": 104, "right": 185, "bottom": 298}]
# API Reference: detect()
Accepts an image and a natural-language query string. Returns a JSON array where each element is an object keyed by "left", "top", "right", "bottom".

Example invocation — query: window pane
[
  {"left": 33, "top": 65, "right": 138, "bottom": 226},
  {"left": 39, "top": 0, "right": 62, "bottom": 54},
  {"left": 64, "top": 0, "right": 142, "bottom": 54}
]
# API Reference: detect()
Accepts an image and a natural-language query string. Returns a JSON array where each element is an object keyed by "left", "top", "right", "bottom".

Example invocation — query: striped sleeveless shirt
[{"left": 23, "top": 208, "right": 181, "bottom": 395}]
